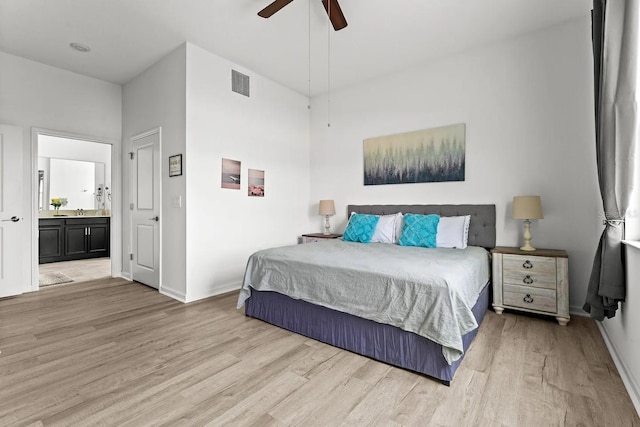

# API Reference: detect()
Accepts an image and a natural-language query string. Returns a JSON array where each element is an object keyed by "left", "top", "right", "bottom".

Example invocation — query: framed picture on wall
[
  {"left": 221, "top": 158, "right": 241, "bottom": 189},
  {"left": 363, "top": 123, "right": 466, "bottom": 185},
  {"left": 248, "top": 169, "right": 264, "bottom": 197},
  {"left": 169, "top": 154, "right": 182, "bottom": 177}
]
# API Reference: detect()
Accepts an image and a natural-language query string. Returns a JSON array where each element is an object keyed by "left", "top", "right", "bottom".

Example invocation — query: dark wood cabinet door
[
  {"left": 65, "top": 225, "right": 88, "bottom": 256},
  {"left": 39, "top": 220, "right": 64, "bottom": 263},
  {"left": 87, "top": 223, "right": 109, "bottom": 255}
]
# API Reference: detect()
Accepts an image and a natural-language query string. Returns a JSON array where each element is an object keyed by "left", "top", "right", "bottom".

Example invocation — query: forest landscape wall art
[{"left": 363, "top": 123, "right": 466, "bottom": 185}]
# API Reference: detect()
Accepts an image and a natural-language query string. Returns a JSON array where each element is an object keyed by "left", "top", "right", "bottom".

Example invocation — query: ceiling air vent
[{"left": 231, "top": 70, "right": 250, "bottom": 97}]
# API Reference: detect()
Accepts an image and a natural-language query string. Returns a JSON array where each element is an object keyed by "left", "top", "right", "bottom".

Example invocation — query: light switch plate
[{"left": 173, "top": 195, "right": 182, "bottom": 208}]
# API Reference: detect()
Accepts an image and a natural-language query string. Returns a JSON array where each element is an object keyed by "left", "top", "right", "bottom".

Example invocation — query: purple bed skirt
[{"left": 244, "top": 282, "right": 491, "bottom": 385}]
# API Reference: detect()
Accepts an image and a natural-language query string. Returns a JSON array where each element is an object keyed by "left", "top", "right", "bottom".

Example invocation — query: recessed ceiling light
[{"left": 69, "top": 42, "right": 91, "bottom": 53}]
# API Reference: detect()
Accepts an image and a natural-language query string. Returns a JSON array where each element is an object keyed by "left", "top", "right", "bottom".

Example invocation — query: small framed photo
[
  {"left": 169, "top": 154, "right": 182, "bottom": 177},
  {"left": 248, "top": 169, "right": 264, "bottom": 197},
  {"left": 221, "top": 158, "right": 241, "bottom": 189}
]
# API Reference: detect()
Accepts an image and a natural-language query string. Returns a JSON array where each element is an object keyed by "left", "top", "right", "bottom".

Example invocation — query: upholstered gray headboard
[{"left": 347, "top": 204, "right": 496, "bottom": 249}]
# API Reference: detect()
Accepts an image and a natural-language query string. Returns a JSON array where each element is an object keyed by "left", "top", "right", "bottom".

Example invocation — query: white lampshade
[
  {"left": 319, "top": 200, "right": 336, "bottom": 216},
  {"left": 512, "top": 196, "right": 544, "bottom": 220}
]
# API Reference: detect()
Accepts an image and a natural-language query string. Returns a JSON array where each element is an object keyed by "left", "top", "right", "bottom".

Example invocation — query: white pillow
[
  {"left": 393, "top": 212, "right": 404, "bottom": 243},
  {"left": 370, "top": 212, "right": 403, "bottom": 244},
  {"left": 436, "top": 215, "right": 471, "bottom": 249}
]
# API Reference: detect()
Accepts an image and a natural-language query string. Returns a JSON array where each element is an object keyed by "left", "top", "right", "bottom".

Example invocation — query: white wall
[
  {"left": 0, "top": 52, "right": 122, "bottom": 141},
  {"left": 122, "top": 44, "right": 187, "bottom": 298},
  {"left": 184, "top": 43, "right": 311, "bottom": 302},
  {"left": 121, "top": 42, "right": 311, "bottom": 302},
  {"left": 309, "top": 17, "right": 600, "bottom": 312},
  {"left": 0, "top": 51, "right": 122, "bottom": 290}
]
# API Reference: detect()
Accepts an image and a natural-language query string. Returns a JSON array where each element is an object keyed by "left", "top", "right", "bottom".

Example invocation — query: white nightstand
[
  {"left": 492, "top": 246, "right": 570, "bottom": 326},
  {"left": 301, "top": 233, "right": 342, "bottom": 243}
]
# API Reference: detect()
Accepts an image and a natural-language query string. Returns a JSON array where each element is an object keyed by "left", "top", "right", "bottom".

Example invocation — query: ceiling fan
[{"left": 258, "top": 0, "right": 348, "bottom": 31}]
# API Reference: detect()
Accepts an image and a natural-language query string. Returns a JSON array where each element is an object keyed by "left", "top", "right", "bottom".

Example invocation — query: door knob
[
  {"left": 149, "top": 216, "right": 159, "bottom": 222},
  {"left": 1, "top": 216, "right": 21, "bottom": 222}
]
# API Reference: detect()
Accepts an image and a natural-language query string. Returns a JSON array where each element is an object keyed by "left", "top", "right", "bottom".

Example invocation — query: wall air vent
[{"left": 231, "top": 70, "right": 250, "bottom": 97}]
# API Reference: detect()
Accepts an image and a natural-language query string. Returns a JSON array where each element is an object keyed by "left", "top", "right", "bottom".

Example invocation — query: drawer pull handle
[
  {"left": 523, "top": 275, "right": 534, "bottom": 285},
  {"left": 523, "top": 294, "right": 534, "bottom": 304},
  {"left": 523, "top": 260, "right": 533, "bottom": 269}
]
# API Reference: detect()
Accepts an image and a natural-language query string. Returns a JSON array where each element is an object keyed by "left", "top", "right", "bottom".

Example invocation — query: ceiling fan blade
[
  {"left": 258, "top": 0, "right": 295, "bottom": 18},
  {"left": 322, "top": 0, "right": 348, "bottom": 31}
]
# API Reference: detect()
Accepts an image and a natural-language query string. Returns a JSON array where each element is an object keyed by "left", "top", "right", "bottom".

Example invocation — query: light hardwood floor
[{"left": 0, "top": 278, "right": 638, "bottom": 426}]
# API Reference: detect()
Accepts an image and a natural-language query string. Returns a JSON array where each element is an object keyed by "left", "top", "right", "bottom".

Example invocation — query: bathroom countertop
[{"left": 39, "top": 215, "right": 111, "bottom": 219}]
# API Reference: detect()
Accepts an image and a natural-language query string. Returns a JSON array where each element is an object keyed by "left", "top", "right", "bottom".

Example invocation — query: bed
[{"left": 238, "top": 204, "right": 496, "bottom": 385}]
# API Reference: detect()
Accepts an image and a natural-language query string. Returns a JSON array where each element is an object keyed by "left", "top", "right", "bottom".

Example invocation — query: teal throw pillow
[
  {"left": 342, "top": 214, "right": 380, "bottom": 243},
  {"left": 398, "top": 214, "right": 440, "bottom": 248}
]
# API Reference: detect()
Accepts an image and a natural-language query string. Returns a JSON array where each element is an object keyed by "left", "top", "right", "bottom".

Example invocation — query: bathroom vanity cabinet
[{"left": 39, "top": 217, "right": 110, "bottom": 264}]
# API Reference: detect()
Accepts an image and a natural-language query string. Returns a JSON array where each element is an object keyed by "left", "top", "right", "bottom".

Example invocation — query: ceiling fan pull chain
[
  {"left": 308, "top": 0, "right": 311, "bottom": 110},
  {"left": 327, "top": 0, "right": 331, "bottom": 127}
]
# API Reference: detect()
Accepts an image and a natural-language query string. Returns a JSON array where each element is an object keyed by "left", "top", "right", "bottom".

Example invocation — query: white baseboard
[
  {"left": 158, "top": 281, "right": 239, "bottom": 303},
  {"left": 160, "top": 286, "right": 186, "bottom": 303},
  {"left": 120, "top": 271, "right": 132, "bottom": 280},
  {"left": 185, "top": 282, "right": 240, "bottom": 303},
  {"left": 596, "top": 322, "right": 640, "bottom": 417}
]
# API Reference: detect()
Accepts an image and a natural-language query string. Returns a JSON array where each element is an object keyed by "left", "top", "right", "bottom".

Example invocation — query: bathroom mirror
[{"left": 38, "top": 157, "right": 106, "bottom": 211}]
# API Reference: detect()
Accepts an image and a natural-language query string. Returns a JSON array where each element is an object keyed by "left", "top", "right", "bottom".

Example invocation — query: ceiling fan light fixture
[{"left": 69, "top": 42, "right": 91, "bottom": 53}]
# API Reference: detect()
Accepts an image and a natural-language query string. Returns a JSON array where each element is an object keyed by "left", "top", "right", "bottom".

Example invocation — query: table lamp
[
  {"left": 319, "top": 200, "right": 336, "bottom": 235},
  {"left": 512, "top": 195, "right": 544, "bottom": 251}
]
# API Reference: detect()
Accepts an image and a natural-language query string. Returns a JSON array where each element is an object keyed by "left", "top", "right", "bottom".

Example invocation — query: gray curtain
[{"left": 584, "top": 0, "right": 639, "bottom": 320}]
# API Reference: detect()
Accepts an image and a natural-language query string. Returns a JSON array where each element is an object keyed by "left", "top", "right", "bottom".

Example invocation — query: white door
[
  {"left": 131, "top": 130, "right": 160, "bottom": 289},
  {"left": 0, "top": 125, "right": 27, "bottom": 298}
]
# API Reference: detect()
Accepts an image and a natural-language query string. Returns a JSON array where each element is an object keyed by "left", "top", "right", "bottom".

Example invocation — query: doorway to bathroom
[{"left": 36, "top": 133, "right": 113, "bottom": 288}]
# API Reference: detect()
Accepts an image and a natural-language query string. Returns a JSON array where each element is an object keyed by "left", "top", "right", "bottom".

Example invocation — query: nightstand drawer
[
  {"left": 502, "top": 254, "right": 556, "bottom": 289},
  {"left": 503, "top": 254, "right": 556, "bottom": 274},
  {"left": 303, "top": 236, "right": 323, "bottom": 243},
  {"left": 503, "top": 270, "right": 556, "bottom": 289},
  {"left": 503, "top": 284, "right": 557, "bottom": 313},
  {"left": 301, "top": 233, "right": 342, "bottom": 244}
]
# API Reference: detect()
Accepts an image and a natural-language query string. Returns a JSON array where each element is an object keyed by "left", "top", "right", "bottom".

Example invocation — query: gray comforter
[{"left": 237, "top": 239, "right": 490, "bottom": 364}]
